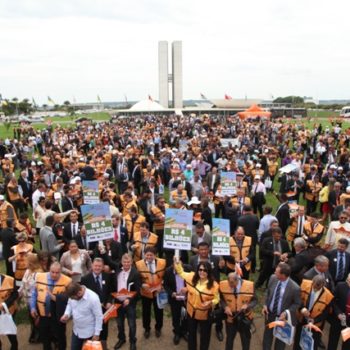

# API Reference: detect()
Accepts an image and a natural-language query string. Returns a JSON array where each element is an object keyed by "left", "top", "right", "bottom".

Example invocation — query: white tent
[{"left": 129, "top": 99, "right": 165, "bottom": 112}]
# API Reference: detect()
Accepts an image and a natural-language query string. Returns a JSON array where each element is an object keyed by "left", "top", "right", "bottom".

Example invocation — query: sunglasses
[
  {"left": 198, "top": 268, "right": 208, "bottom": 272},
  {"left": 340, "top": 217, "right": 348, "bottom": 220}
]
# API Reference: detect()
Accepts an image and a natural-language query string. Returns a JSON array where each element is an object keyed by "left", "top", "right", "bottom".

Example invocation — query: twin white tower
[{"left": 158, "top": 41, "right": 183, "bottom": 108}]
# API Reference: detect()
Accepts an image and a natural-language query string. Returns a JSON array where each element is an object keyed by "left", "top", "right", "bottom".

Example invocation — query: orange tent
[{"left": 237, "top": 104, "right": 271, "bottom": 119}]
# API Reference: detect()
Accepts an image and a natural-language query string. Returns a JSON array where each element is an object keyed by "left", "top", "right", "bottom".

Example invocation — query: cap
[
  {"left": 0, "top": 195, "right": 5, "bottom": 200},
  {"left": 254, "top": 175, "right": 261, "bottom": 180},
  {"left": 256, "top": 163, "right": 262, "bottom": 168},
  {"left": 103, "top": 173, "right": 110, "bottom": 178}
]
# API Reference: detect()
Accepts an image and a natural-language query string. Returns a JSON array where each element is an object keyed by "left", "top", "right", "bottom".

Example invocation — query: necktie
[
  {"left": 72, "top": 224, "right": 76, "bottom": 237},
  {"left": 298, "top": 217, "right": 303, "bottom": 236},
  {"left": 337, "top": 253, "right": 345, "bottom": 281},
  {"left": 272, "top": 282, "right": 282, "bottom": 315},
  {"left": 308, "top": 291, "right": 315, "bottom": 310},
  {"left": 114, "top": 228, "right": 119, "bottom": 242},
  {"left": 233, "top": 287, "right": 237, "bottom": 297},
  {"left": 95, "top": 275, "right": 102, "bottom": 294}
]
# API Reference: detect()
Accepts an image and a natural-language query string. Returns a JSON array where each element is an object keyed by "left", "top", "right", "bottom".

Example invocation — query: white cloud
[{"left": 0, "top": 0, "right": 350, "bottom": 104}]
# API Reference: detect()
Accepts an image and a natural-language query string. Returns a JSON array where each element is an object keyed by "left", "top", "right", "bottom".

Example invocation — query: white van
[{"left": 340, "top": 106, "right": 350, "bottom": 118}]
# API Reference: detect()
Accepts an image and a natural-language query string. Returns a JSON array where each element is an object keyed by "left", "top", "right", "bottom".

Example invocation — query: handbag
[
  {"left": 273, "top": 310, "right": 295, "bottom": 346},
  {"left": 156, "top": 290, "right": 168, "bottom": 309},
  {"left": 299, "top": 326, "right": 314, "bottom": 350},
  {"left": 82, "top": 340, "right": 103, "bottom": 350},
  {"left": 0, "top": 303, "right": 17, "bottom": 335},
  {"left": 264, "top": 177, "right": 272, "bottom": 189}
]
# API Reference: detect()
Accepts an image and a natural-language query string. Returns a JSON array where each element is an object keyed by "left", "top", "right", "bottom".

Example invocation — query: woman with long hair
[
  {"left": 60, "top": 240, "right": 92, "bottom": 282},
  {"left": 174, "top": 259, "right": 219, "bottom": 350},
  {"left": 18, "top": 253, "right": 43, "bottom": 343}
]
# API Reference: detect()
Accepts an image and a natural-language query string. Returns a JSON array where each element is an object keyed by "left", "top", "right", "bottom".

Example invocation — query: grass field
[{"left": 0, "top": 112, "right": 111, "bottom": 139}]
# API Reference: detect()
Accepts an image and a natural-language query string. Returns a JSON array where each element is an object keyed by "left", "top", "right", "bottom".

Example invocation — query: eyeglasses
[
  {"left": 198, "top": 268, "right": 208, "bottom": 272},
  {"left": 340, "top": 217, "right": 347, "bottom": 220}
]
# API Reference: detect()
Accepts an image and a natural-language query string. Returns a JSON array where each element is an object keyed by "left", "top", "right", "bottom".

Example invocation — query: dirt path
[{"left": 2, "top": 315, "right": 338, "bottom": 350}]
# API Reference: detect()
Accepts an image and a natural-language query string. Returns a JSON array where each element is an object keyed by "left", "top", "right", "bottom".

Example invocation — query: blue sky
[{"left": 0, "top": 0, "right": 349, "bottom": 104}]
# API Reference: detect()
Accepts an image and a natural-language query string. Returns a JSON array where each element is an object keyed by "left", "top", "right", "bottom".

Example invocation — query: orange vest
[
  {"left": 182, "top": 271, "right": 219, "bottom": 320},
  {"left": 136, "top": 259, "right": 166, "bottom": 299},
  {"left": 132, "top": 232, "right": 158, "bottom": 262},
  {"left": 13, "top": 243, "right": 33, "bottom": 281},
  {"left": 121, "top": 200, "right": 138, "bottom": 217},
  {"left": 35, "top": 273, "right": 71, "bottom": 316},
  {"left": 219, "top": 279, "right": 254, "bottom": 323},
  {"left": 230, "top": 196, "right": 251, "bottom": 209},
  {"left": 303, "top": 221, "right": 324, "bottom": 245},
  {"left": 267, "top": 160, "right": 278, "bottom": 176},
  {"left": 0, "top": 275, "right": 16, "bottom": 314},
  {"left": 7, "top": 183, "right": 21, "bottom": 201},
  {"left": 171, "top": 190, "right": 187, "bottom": 203},
  {"left": 124, "top": 214, "right": 146, "bottom": 240},
  {"left": 305, "top": 180, "right": 323, "bottom": 202},
  {"left": 151, "top": 205, "right": 168, "bottom": 231},
  {"left": 0, "top": 201, "right": 17, "bottom": 228},
  {"left": 299, "top": 279, "right": 333, "bottom": 327},
  {"left": 227, "top": 236, "right": 252, "bottom": 271}
]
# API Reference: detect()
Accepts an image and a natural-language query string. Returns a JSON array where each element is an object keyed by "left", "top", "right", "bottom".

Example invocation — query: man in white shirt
[
  {"left": 32, "top": 183, "right": 47, "bottom": 209},
  {"left": 61, "top": 282, "right": 103, "bottom": 350},
  {"left": 325, "top": 211, "right": 350, "bottom": 252}
]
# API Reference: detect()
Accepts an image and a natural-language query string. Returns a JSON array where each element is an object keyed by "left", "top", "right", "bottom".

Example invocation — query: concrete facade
[
  {"left": 172, "top": 41, "right": 183, "bottom": 108},
  {"left": 158, "top": 41, "right": 169, "bottom": 108}
]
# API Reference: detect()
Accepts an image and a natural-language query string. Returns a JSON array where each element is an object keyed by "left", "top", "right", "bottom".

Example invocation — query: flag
[
  {"left": 200, "top": 93, "right": 207, "bottom": 100},
  {"left": 97, "top": 95, "right": 102, "bottom": 103},
  {"left": 148, "top": 95, "right": 153, "bottom": 102},
  {"left": 224, "top": 94, "right": 232, "bottom": 100},
  {"left": 47, "top": 96, "right": 55, "bottom": 105}
]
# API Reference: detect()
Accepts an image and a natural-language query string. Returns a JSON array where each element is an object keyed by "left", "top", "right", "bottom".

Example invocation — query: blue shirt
[
  {"left": 30, "top": 274, "right": 57, "bottom": 316},
  {"left": 269, "top": 278, "right": 289, "bottom": 315}
]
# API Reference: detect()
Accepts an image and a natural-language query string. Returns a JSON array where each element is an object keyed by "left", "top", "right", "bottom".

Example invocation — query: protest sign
[
  {"left": 81, "top": 202, "right": 113, "bottom": 242},
  {"left": 82, "top": 180, "right": 100, "bottom": 204},
  {"left": 163, "top": 209, "right": 193, "bottom": 250},
  {"left": 212, "top": 218, "right": 230, "bottom": 255}
]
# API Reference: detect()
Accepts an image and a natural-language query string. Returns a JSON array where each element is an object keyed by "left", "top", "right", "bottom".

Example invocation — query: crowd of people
[{"left": 1, "top": 113, "right": 350, "bottom": 350}]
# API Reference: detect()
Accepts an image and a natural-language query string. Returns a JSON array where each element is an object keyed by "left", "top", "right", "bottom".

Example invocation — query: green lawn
[{"left": 0, "top": 112, "right": 111, "bottom": 139}]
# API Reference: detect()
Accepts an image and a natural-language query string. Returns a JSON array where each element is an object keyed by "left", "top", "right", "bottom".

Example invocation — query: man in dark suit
[
  {"left": 130, "top": 160, "right": 142, "bottom": 195},
  {"left": 80, "top": 257, "right": 113, "bottom": 349},
  {"left": 206, "top": 166, "right": 221, "bottom": 192},
  {"left": 0, "top": 219, "right": 17, "bottom": 276},
  {"left": 325, "top": 238, "right": 350, "bottom": 285},
  {"left": 262, "top": 262, "right": 301, "bottom": 350},
  {"left": 63, "top": 211, "right": 82, "bottom": 243},
  {"left": 61, "top": 187, "right": 77, "bottom": 213},
  {"left": 111, "top": 214, "right": 128, "bottom": 254},
  {"left": 189, "top": 241, "right": 225, "bottom": 341},
  {"left": 237, "top": 205, "right": 260, "bottom": 272},
  {"left": 163, "top": 262, "right": 190, "bottom": 345},
  {"left": 93, "top": 238, "right": 123, "bottom": 271},
  {"left": 111, "top": 253, "right": 141, "bottom": 350},
  {"left": 18, "top": 170, "right": 32, "bottom": 208},
  {"left": 303, "top": 255, "right": 335, "bottom": 292},
  {"left": 256, "top": 228, "right": 291, "bottom": 288},
  {"left": 332, "top": 197, "right": 350, "bottom": 221},
  {"left": 75, "top": 226, "right": 97, "bottom": 253},
  {"left": 327, "top": 274, "right": 350, "bottom": 350},
  {"left": 207, "top": 148, "right": 221, "bottom": 167},
  {"left": 289, "top": 237, "right": 312, "bottom": 283},
  {"left": 275, "top": 194, "right": 290, "bottom": 237}
]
